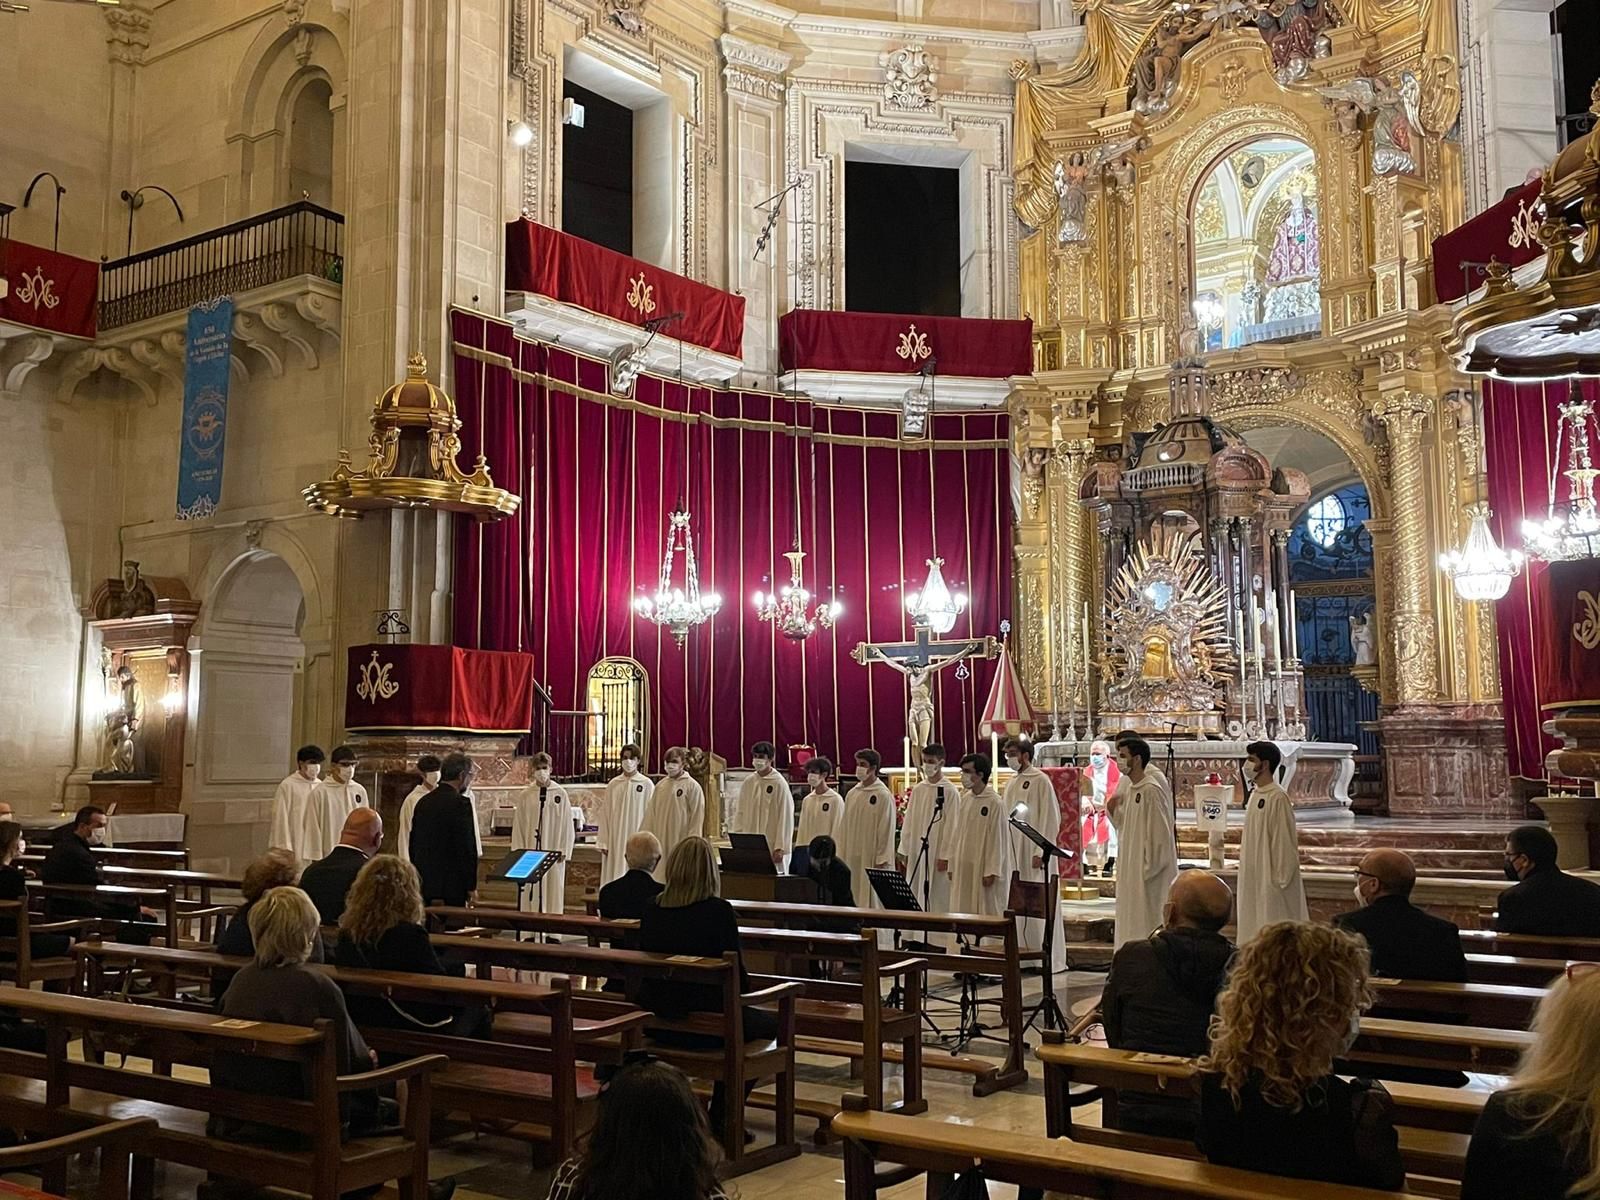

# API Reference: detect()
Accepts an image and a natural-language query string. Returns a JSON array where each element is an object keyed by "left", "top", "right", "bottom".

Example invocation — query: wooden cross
[{"left": 852, "top": 625, "right": 998, "bottom": 751}]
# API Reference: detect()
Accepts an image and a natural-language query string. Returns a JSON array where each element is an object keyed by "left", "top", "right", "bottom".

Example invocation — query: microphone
[{"left": 934, "top": 784, "right": 945, "bottom": 813}]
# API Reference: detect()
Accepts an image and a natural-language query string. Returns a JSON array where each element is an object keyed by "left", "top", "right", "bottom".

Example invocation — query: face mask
[
  {"left": 753, "top": 757, "right": 770, "bottom": 773},
  {"left": 15, "top": 840, "right": 26, "bottom": 858},
  {"left": 1504, "top": 858, "right": 1522, "bottom": 882},
  {"left": 961, "top": 772, "right": 978, "bottom": 791},
  {"left": 666, "top": 761, "right": 683, "bottom": 778},
  {"left": 621, "top": 758, "right": 638, "bottom": 774},
  {"left": 1353, "top": 882, "right": 1368, "bottom": 907},
  {"left": 1006, "top": 756, "right": 1021, "bottom": 771},
  {"left": 1090, "top": 753, "right": 1106, "bottom": 767},
  {"left": 534, "top": 768, "right": 551, "bottom": 785},
  {"left": 299, "top": 763, "right": 322, "bottom": 781},
  {"left": 809, "top": 776, "right": 826, "bottom": 793},
  {"left": 88, "top": 828, "right": 106, "bottom": 846},
  {"left": 856, "top": 766, "right": 873, "bottom": 783},
  {"left": 1341, "top": 1010, "right": 1363, "bottom": 1054},
  {"left": 921, "top": 763, "right": 942, "bottom": 781},
  {"left": 423, "top": 771, "right": 440, "bottom": 787},
  {"left": 333, "top": 764, "right": 354, "bottom": 783}
]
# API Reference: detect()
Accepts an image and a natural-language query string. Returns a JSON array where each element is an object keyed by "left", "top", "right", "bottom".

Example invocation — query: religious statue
[
  {"left": 1054, "top": 154, "right": 1092, "bottom": 244},
  {"left": 1252, "top": 0, "right": 1335, "bottom": 81},
  {"left": 115, "top": 560, "right": 156, "bottom": 620},
  {"left": 1350, "top": 611, "right": 1377, "bottom": 665},
  {"left": 1131, "top": 9, "right": 1213, "bottom": 115},
  {"left": 1316, "top": 74, "right": 1422, "bottom": 176},
  {"left": 852, "top": 622, "right": 998, "bottom": 751},
  {"left": 1265, "top": 186, "right": 1320, "bottom": 285},
  {"left": 101, "top": 664, "right": 144, "bottom": 775}
]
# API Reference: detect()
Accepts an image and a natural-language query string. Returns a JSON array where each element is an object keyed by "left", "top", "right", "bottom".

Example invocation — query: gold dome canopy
[{"left": 302, "top": 353, "right": 520, "bottom": 521}]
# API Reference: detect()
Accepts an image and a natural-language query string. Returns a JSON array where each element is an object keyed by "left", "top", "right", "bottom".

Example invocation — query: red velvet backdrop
[
  {"left": 1483, "top": 377, "right": 1600, "bottom": 780},
  {"left": 450, "top": 309, "right": 1013, "bottom": 768}
]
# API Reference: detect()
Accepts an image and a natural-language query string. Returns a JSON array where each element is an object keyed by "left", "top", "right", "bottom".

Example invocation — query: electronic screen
[{"left": 500, "top": 849, "right": 552, "bottom": 880}]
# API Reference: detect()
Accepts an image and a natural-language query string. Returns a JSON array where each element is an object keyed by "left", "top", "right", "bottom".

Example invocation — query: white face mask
[
  {"left": 88, "top": 827, "right": 106, "bottom": 846},
  {"left": 534, "top": 768, "right": 551, "bottom": 785},
  {"left": 1006, "top": 755, "right": 1021, "bottom": 771},
  {"left": 621, "top": 758, "right": 638, "bottom": 774},
  {"left": 1089, "top": 753, "right": 1106, "bottom": 768},
  {"left": 962, "top": 772, "right": 979, "bottom": 791},
  {"left": 422, "top": 771, "right": 441, "bottom": 787},
  {"left": 809, "top": 776, "right": 827, "bottom": 793},
  {"left": 921, "top": 763, "right": 943, "bottom": 781},
  {"left": 752, "top": 757, "right": 770, "bottom": 773},
  {"left": 1353, "top": 882, "right": 1367, "bottom": 907},
  {"left": 856, "top": 765, "right": 874, "bottom": 783},
  {"left": 333, "top": 764, "right": 354, "bottom": 783},
  {"left": 665, "top": 761, "right": 684, "bottom": 778},
  {"left": 15, "top": 839, "right": 26, "bottom": 858},
  {"left": 299, "top": 763, "right": 322, "bottom": 781}
]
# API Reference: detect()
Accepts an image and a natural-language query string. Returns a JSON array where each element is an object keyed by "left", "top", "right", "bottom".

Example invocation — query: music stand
[
  {"left": 488, "top": 849, "right": 562, "bottom": 920},
  {"left": 865, "top": 868, "right": 921, "bottom": 912},
  {"left": 719, "top": 833, "right": 777, "bottom": 875},
  {"left": 1007, "top": 810, "right": 1071, "bottom": 1034}
]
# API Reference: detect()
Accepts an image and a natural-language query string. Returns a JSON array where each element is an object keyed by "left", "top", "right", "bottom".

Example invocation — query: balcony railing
[{"left": 99, "top": 200, "right": 343, "bottom": 330}]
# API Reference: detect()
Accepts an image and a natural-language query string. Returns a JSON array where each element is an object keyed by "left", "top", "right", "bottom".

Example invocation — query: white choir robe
[
  {"left": 1004, "top": 766, "right": 1067, "bottom": 972},
  {"left": 733, "top": 770, "right": 794, "bottom": 870},
  {"left": 397, "top": 785, "right": 480, "bottom": 863},
  {"left": 795, "top": 789, "right": 842, "bottom": 848},
  {"left": 640, "top": 774, "right": 706, "bottom": 882},
  {"left": 269, "top": 773, "right": 318, "bottom": 859},
  {"left": 834, "top": 780, "right": 896, "bottom": 931},
  {"left": 301, "top": 779, "right": 368, "bottom": 862},
  {"left": 1108, "top": 772, "right": 1178, "bottom": 949},
  {"left": 900, "top": 777, "right": 953, "bottom": 914},
  {"left": 598, "top": 771, "right": 652, "bottom": 888},
  {"left": 1236, "top": 780, "right": 1308, "bottom": 943},
  {"left": 512, "top": 783, "right": 575, "bottom": 914},
  {"left": 944, "top": 787, "right": 1010, "bottom": 916}
]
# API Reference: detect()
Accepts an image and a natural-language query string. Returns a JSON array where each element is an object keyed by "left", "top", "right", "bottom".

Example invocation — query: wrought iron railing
[{"left": 98, "top": 200, "right": 343, "bottom": 329}]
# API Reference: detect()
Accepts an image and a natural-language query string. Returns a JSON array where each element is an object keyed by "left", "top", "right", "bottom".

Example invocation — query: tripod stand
[{"left": 1009, "top": 810, "right": 1070, "bottom": 1035}]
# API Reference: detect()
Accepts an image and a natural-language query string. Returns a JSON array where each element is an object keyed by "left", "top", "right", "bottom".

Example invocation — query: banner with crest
[{"left": 175, "top": 297, "right": 234, "bottom": 521}]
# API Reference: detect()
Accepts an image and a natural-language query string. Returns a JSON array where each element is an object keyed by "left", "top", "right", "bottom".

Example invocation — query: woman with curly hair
[{"left": 1196, "top": 920, "right": 1405, "bottom": 1191}]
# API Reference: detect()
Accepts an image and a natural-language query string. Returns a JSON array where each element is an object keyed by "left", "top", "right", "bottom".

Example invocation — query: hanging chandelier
[
  {"left": 906, "top": 556, "right": 967, "bottom": 634},
  {"left": 1439, "top": 502, "right": 1524, "bottom": 601},
  {"left": 1521, "top": 383, "right": 1600, "bottom": 562},
  {"left": 634, "top": 508, "right": 721, "bottom": 645},
  {"left": 753, "top": 549, "right": 841, "bottom": 640}
]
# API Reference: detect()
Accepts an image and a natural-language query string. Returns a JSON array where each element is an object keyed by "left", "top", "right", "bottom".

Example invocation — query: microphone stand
[
  {"left": 903, "top": 783, "right": 955, "bottom": 1041},
  {"left": 533, "top": 787, "right": 549, "bottom": 928},
  {"left": 1009, "top": 811, "right": 1070, "bottom": 1035},
  {"left": 1164, "top": 720, "right": 1181, "bottom": 855}
]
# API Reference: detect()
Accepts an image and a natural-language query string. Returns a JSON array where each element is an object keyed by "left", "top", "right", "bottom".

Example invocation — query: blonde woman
[
  {"left": 1462, "top": 967, "right": 1600, "bottom": 1200},
  {"left": 218, "top": 848, "right": 320, "bottom": 961},
  {"left": 1196, "top": 920, "right": 1404, "bottom": 1191}
]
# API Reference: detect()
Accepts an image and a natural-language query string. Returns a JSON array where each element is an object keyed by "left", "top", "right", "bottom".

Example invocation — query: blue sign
[{"left": 175, "top": 296, "right": 234, "bottom": 520}]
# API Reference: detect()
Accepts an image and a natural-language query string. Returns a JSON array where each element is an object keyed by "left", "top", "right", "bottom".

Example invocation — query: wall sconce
[{"left": 118, "top": 184, "right": 184, "bottom": 257}]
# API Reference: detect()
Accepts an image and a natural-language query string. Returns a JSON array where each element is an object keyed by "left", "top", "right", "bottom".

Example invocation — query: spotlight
[{"left": 508, "top": 120, "right": 534, "bottom": 147}]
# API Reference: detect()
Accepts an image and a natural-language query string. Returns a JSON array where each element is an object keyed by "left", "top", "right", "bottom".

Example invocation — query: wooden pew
[
  {"left": 19, "top": 847, "right": 190, "bottom": 872},
  {"left": 0, "top": 900, "right": 94, "bottom": 990},
  {"left": 1370, "top": 979, "right": 1545, "bottom": 1030},
  {"left": 830, "top": 1096, "right": 1434, "bottom": 1200},
  {"left": 0, "top": 1115, "right": 155, "bottom": 1200},
  {"left": 0, "top": 988, "right": 443, "bottom": 1200},
  {"left": 1464, "top": 952, "right": 1571, "bottom": 987},
  {"left": 428, "top": 931, "right": 803, "bottom": 1176},
  {"left": 21, "top": 859, "right": 241, "bottom": 945},
  {"left": 73, "top": 941, "right": 648, "bottom": 1166},
  {"left": 27, "top": 881, "right": 178, "bottom": 942},
  {"left": 725, "top": 899, "right": 1032, "bottom": 1096},
  {"left": 1346, "top": 1016, "right": 1531, "bottom": 1075},
  {"left": 1460, "top": 928, "right": 1600, "bottom": 963}
]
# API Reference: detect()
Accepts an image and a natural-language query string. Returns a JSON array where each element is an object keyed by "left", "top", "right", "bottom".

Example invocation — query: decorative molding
[
  {"left": 105, "top": 4, "right": 152, "bottom": 66},
  {"left": 721, "top": 33, "right": 790, "bottom": 100},
  {"left": 0, "top": 333, "right": 57, "bottom": 393},
  {"left": 283, "top": 0, "right": 308, "bottom": 26},
  {"left": 880, "top": 44, "right": 938, "bottom": 111}
]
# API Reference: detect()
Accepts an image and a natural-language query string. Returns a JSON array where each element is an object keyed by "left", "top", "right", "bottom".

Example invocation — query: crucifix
[{"left": 852, "top": 624, "right": 999, "bottom": 752}]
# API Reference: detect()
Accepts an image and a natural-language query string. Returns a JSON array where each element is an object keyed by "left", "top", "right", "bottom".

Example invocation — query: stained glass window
[{"left": 1306, "top": 492, "right": 1348, "bottom": 548}]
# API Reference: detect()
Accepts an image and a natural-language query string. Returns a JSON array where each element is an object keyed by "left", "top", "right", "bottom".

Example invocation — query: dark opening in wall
[
  {"left": 844, "top": 160, "right": 960, "bottom": 317},
  {"left": 562, "top": 80, "right": 633, "bottom": 254}
]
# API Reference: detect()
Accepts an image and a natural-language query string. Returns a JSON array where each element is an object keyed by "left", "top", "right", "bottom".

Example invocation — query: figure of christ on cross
[{"left": 851, "top": 626, "right": 999, "bottom": 752}]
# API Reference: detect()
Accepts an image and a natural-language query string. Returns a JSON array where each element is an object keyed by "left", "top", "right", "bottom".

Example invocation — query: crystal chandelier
[
  {"left": 1521, "top": 383, "right": 1600, "bottom": 562},
  {"left": 906, "top": 556, "right": 967, "bottom": 634},
  {"left": 1439, "top": 502, "right": 1524, "bottom": 601},
  {"left": 754, "top": 549, "right": 841, "bottom": 640},
  {"left": 634, "top": 508, "right": 721, "bottom": 645}
]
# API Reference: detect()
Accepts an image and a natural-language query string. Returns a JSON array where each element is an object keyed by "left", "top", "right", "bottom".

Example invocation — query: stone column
[
  {"left": 103, "top": 4, "right": 152, "bottom": 253},
  {"left": 1373, "top": 391, "right": 1439, "bottom": 706},
  {"left": 1053, "top": 437, "right": 1097, "bottom": 731}
]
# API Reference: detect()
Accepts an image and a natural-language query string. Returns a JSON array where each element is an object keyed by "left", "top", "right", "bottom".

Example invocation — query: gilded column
[
  {"left": 1012, "top": 392, "right": 1055, "bottom": 716},
  {"left": 1374, "top": 391, "right": 1440, "bottom": 705},
  {"left": 1053, "top": 436, "right": 1097, "bottom": 730}
]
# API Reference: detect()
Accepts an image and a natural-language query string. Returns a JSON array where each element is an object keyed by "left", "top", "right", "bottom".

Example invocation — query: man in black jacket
[
  {"left": 1497, "top": 825, "right": 1600, "bottom": 937},
  {"left": 298, "top": 807, "right": 383, "bottom": 926},
  {"left": 1101, "top": 868, "right": 1234, "bottom": 1136},
  {"left": 410, "top": 753, "right": 481, "bottom": 909},
  {"left": 1335, "top": 849, "right": 1467, "bottom": 981},
  {"left": 597, "top": 832, "right": 664, "bottom": 920},
  {"left": 40, "top": 806, "right": 157, "bottom": 941}
]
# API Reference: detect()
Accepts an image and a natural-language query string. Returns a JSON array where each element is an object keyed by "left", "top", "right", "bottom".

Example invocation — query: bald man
[
  {"left": 1335, "top": 849, "right": 1467, "bottom": 981},
  {"left": 1100, "top": 869, "right": 1235, "bottom": 1137},
  {"left": 298, "top": 807, "right": 383, "bottom": 926},
  {"left": 597, "top": 832, "right": 665, "bottom": 921}
]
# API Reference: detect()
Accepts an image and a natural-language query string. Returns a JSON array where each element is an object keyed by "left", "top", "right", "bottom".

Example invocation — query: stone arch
[{"left": 1217, "top": 403, "right": 1387, "bottom": 519}]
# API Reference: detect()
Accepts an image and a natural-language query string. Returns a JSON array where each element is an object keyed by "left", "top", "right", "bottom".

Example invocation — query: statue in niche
[
  {"left": 1253, "top": 0, "right": 1336, "bottom": 81},
  {"left": 1054, "top": 154, "right": 1093, "bottom": 244},
  {"left": 1265, "top": 186, "right": 1320, "bottom": 284},
  {"left": 1131, "top": 10, "right": 1214, "bottom": 115},
  {"left": 1350, "top": 611, "right": 1376, "bottom": 665},
  {"left": 100, "top": 664, "right": 145, "bottom": 776}
]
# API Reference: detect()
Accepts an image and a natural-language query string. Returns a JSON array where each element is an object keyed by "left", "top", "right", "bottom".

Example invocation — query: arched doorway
[{"left": 188, "top": 551, "right": 307, "bottom": 871}]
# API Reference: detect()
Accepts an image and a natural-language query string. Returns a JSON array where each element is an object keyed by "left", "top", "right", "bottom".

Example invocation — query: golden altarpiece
[{"left": 1007, "top": 0, "right": 1512, "bottom": 816}]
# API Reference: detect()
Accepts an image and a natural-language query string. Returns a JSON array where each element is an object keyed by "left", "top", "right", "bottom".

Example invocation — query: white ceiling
[{"left": 1240, "top": 424, "right": 1360, "bottom": 497}]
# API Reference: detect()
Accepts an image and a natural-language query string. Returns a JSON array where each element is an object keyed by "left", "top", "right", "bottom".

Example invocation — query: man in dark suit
[
  {"left": 40, "top": 806, "right": 157, "bottom": 942},
  {"left": 298, "top": 807, "right": 382, "bottom": 926},
  {"left": 1336, "top": 849, "right": 1468, "bottom": 980},
  {"left": 597, "top": 832, "right": 663, "bottom": 920},
  {"left": 410, "top": 753, "right": 481, "bottom": 909},
  {"left": 1498, "top": 824, "right": 1600, "bottom": 937}
]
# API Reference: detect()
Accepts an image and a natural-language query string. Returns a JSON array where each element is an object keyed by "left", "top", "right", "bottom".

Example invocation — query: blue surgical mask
[{"left": 1090, "top": 753, "right": 1106, "bottom": 767}]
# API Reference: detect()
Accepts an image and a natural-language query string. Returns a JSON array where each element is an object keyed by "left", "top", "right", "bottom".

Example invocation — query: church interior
[{"left": 3, "top": 0, "right": 1600, "bottom": 1197}]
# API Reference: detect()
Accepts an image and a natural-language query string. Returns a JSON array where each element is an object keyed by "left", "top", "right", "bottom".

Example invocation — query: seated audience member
[
  {"left": 806, "top": 835, "right": 858, "bottom": 909},
  {"left": 39, "top": 805, "right": 157, "bottom": 942},
  {"left": 334, "top": 854, "right": 486, "bottom": 1038},
  {"left": 545, "top": 1059, "right": 727, "bottom": 1200},
  {"left": 1197, "top": 921, "right": 1404, "bottom": 1192},
  {"left": 637, "top": 837, "right": 773, "bottom": 1142},
  {"left": 1462, "top": 966, "right": 1600, "bottom": 1200},
  {"left": 1497, "top": 825, "right": 1600, "bottom": 937},
  {"left": 597, "top": 832, "right": 664, "bottom": 920},
  {"left": 0, "top": 820, "right": 70, "bottom": 961},
  {"left": 1102, "top": 869, "right": 1235, "bottom": 1136},
  {"left": 1336, "top": 849, "right": 1467, "bottom": 981},
  {"left": 299, "top": 807, "right": 383, "bottom": 927},
  {"left": 214, "top": 848, "right": 320, "bottom": 995}
]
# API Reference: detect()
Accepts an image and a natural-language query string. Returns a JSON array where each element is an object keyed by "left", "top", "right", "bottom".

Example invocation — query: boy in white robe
[
  {"left": 598, "top": 743, "right": 651, "bottom": 888},
  {"left": 302, "top": 745, "right": 368, "bottom": 862},
  {"left": 1002, "top": 737, "right": 1067, "bottom": 973},
  {"left": 795, "top": 758, "right": 841, "bottom": 851},
  {"left": 940, "top": 753, "right": 1009, "bottom": 916},
  {"left": 833, "top": 749, "right": 896, "bottom": 907},
  {"left": 512, "top": 751, "right": 575, "bottom": 914},
  {"left": 397, "top": 754, "right": 441, "bottom": 862},
  {"left": 639, "top": 746, "right": 705, "bottom": 882},
  {"left": 269, "top": 745, "right": 323, "bottom": 859},
  {"left": 899, "top": 742, "right": 953, "bottom": 913},
  {"left": 1236, "top": 739, "right": 1307, "bottom": 942},
  {"left": 732, "top": 740, "right": 793, "bottom": 870},
  {"left": 1108, "top": 735, "right": 1178, "bottom": 949}
]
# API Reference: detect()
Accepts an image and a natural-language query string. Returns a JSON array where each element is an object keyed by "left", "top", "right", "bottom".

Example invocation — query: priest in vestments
[
  {"left": 833, "top": 750, "right": 896, "bottom": 911},
  {"left": 598, "top": 744, "right": 651, "bottom": 888},
  {"left": 796, "top": 758, "right": 842, "bottom": 848},
  {"left": 511, "top": 753, "right": 575, "bottom": 914},
  {"left": 1236, "top": 740, "right": 1307, "bottom": 942},
  {"left": 1002, "top": 738, "right": 1066, "bottom": 972},
  {"left": 941, "top": 753, "right": 1009, "bottom": 916},
  {"left": 900, "top": 744, "right": 953, "bottom": 913},
  {"left": 302, "top": 745, "right": 368, "bottom": 862},
  {"left": 1108, "top": 735, "right": 1178, "bottom": 949},
  {"left": 732, "top": 741, "right": 793, "bottom": 870},
  {"left": 640, "top": 747, "right": 705, "bottom": 882},
  {"left": 269, "top": 745, "right": 324, "bottom": 859}
]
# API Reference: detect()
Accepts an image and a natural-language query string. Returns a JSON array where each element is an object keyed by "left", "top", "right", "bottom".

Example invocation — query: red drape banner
[
  {"left": 449, "top": 309, "right": 1014, "bottom": 769},
  {"left": 778, "top": 309, "right": 1033, "bottom": 377},
  {"left": 1537, "top": 561, "right": 1600, "bottom": 710},
  {"left": 343, "top": 644, "right": 536, "bottom": 734},
  {"left": 1483, "top": 377, "right": 1600, "bottom": 778},
  {"left": 1431, "top": 180, "right": 1542, "bottom": 303},
  {"left": 1043, "top": 766, "right": 1082, "bottom": 881},
  {"left": 0, "top": 239, "right": 98, "bottom": 340},
  {"left": 505, "top": 220, "right": 745, "bottom": 358}
]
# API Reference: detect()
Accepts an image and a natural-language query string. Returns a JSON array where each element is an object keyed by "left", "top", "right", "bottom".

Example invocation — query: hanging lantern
[
  {"left": 634, "top": 508, "right": 721, "bottom": 646},
  {"left": 906, "top": 556, "right": 967, "bottom": 634},
  {"left": 1439, "top": 502, "right": 1524, "bottom": 601}
]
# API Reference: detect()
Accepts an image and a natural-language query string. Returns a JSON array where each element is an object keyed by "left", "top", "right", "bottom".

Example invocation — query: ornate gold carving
[
  {"left": 1373, "top": 390, "right": 1438, "bottom": 704},
  {"left": 1022, "top": 446, "right": 1049, "bottom": 519},
  {"left": 895, "top": 324, "right": 932, "bottom": 363}
]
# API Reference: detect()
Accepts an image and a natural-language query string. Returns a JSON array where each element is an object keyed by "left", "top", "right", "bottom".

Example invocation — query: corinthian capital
[
  {"left": 1373, "top": 390, "right": 1433, "bottom": 430},
  {"left": 721, "top": 34, "right": 791, "bottom": 100},
  {"left": 1053, "top": 436, "right": 1096, "bottom": 470}
]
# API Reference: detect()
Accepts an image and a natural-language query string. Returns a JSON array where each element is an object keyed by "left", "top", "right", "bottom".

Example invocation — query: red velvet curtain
[
  {"left": 450, "top": 309, "right": 1013, "bottom": 768},
  {"left": 1483, "top": 376, "right": 1600, "bottom": 780}
]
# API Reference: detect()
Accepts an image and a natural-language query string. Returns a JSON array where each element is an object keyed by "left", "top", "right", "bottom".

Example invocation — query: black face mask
[{"left": 1503, "top": 857, "right": 1522, "bottom": 882}]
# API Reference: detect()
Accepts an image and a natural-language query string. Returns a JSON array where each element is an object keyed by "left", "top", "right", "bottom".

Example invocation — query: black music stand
[
  {"left": 489, "top": 848, "right": 563, "bottom": 922},
  {"left": 719, "top": 833, "right": 777, "bottom": 875},
  {"left": 1007, "top": 810, "right": 1070, "bottom": 1034}
]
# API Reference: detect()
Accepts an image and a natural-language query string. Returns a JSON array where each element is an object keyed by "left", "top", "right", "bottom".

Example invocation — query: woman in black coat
[{"left": 0, "top": 821, "right": 69, "bottom": 960}]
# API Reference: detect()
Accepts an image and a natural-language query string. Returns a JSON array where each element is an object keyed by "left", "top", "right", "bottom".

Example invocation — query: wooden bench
[
  {"left": 429, "top": 932, "right": 803, "bottom": 1177},
  {"left": 0, "top": 987, "right": 444, "bottom": 1200},
  {"left": 1461, "top": 928, "right": 1600, "bottom": 963},
  {"left": 1370, "top": 978, "right": 1544, "bottom": 1030},
  {"left": 1464, "top": 952, "right": 1571, "bottom": 987},
  {"left": 1346, "top": 1016, "right": 1530, "bottom": 1075},
  {"left": 0, "top": 899, "right": 94, "bottom": 990},
  {"left": 0, "top": 1115, "right": 155, "bottom": 1200},
  {"left": 830, "top": 1096, "right": 1434, "bottom": 1199},
  {"left": 27, "top": 881, "right": 179, "bottom": 943},
  {"left": 19, "top": 848, "right": 189, "bottom": 872}
]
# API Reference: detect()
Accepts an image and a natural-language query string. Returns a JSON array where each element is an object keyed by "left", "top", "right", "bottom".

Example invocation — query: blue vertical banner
[{"left": 175, "top": 296, "right": 234, "bottom": 520}]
